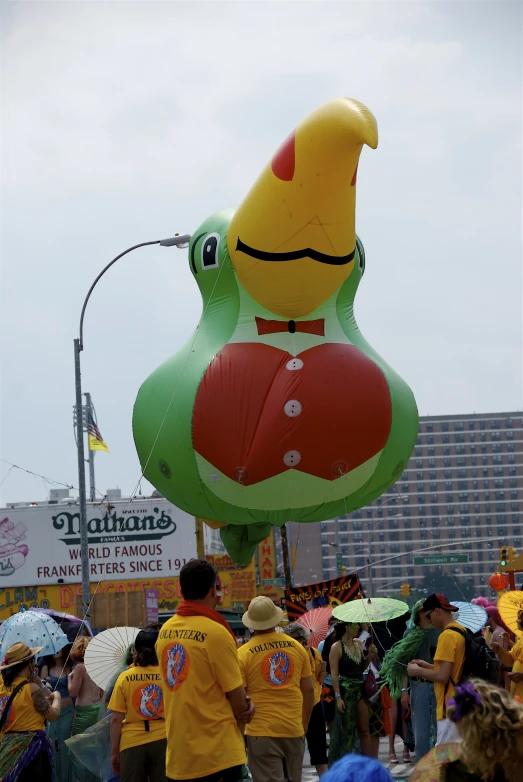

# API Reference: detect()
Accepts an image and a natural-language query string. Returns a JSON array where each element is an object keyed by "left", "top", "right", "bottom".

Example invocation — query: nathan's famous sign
[{"left": 0, "top": 500, "right": 197, "bottom": 587}]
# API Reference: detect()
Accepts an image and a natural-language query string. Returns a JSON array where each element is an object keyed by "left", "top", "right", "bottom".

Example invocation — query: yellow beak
[{"left": 227, "top": 98, "right": 378, "bottom": 318}]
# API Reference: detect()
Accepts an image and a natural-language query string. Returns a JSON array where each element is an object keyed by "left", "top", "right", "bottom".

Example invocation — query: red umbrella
[{"left": 296, "top": 607, "right": 333, "bottom": 647}]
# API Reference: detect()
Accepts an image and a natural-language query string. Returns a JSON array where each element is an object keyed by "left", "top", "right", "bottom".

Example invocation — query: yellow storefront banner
[
  {"left": 0, "top": 561, "right": 257, "bottom": 622},
  {"left": 206, "top": 555, "right": 256, "bottom": 610}
]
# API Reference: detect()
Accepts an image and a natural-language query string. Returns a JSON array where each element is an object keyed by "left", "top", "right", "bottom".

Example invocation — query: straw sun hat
[
  {"left": 242, "top": 596, "right": 284, "bottom": 631},
  {"left": 0, "top": 642, "right": 43, "bottom": 671}
]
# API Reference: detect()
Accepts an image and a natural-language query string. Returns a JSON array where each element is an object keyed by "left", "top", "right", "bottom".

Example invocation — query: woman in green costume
[
  {"left": 68, "top": 637, "right": 103, "bottom": 782},
  {"left": 41, "top": 645, "right": 74, "bottom": 782},
  {"left": 328, "top": 622, "right": 378, "bottom": 764}
]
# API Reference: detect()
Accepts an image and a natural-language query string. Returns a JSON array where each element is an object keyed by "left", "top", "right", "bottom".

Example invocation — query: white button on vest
[
  {"left": 284, "top": 400, "right": 302, "bottom": 418},
  {"left": 283, "top": 450, "right": 301, "bottom": 467},
  {"left": 286, "top": 358, "right": 304, "bottom": 371}
]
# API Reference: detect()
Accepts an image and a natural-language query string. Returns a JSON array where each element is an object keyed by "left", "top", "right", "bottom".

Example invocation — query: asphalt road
[{"left": 302, "top": 736, "right": 417, "bottom": 781}]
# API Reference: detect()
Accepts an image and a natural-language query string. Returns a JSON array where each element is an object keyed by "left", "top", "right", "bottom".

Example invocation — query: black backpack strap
[{"left": 0, "top": 679, "right": 29, "bottom": 732}]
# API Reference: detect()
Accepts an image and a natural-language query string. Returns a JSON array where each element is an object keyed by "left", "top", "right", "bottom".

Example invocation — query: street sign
[
  {"left": 414, "top": 555, "right": 469, "bottom": 566},
  {"left": 262, "top": 578, "right": 286, "bottom": 587},
  {"left": 336, "top": 552, "right": 343, "bottom": 575}
]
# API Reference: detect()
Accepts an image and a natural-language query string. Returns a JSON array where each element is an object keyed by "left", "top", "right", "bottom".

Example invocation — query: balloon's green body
[{"left": 133, "top": 99, "right": 418, "bottom": 563}]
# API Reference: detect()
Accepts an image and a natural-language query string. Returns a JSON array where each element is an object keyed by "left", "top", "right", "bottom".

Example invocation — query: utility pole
[
  {"left": 280, "top": 524, "right": 292, "bottom": 590},
  {"left": 74, "top": 339, "right": 91, "bottom": 619},
  {"left": 84, "top": 393, "right": 96, "bottom": 502},
  {"left": 73, "top": 235, "right": 191, "bottom": 621}
]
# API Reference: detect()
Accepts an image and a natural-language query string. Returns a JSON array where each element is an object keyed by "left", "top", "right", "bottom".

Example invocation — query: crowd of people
[{"left": 0, "top": 567, "right": 522, "bottom": 782}]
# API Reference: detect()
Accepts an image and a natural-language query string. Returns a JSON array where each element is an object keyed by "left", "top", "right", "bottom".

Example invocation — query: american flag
[{"left": 88, "top": 413, "right": 104, "bottom": 443}]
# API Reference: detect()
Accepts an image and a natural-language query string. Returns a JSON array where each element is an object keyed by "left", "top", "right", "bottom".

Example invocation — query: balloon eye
[
  {"left": 356, "top": 237, "right": 365, "bottom": 275},
  {"left": 201, "top": 233, "right": 220, "bottom": 270}
]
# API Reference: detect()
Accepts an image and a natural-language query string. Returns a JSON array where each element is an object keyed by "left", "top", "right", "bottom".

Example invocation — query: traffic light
[
  {"left": 500, "top": 546, "right": 509, "bottom": 567},
  {"left": 400, "top": 583, "right": 411, "bottom": 597}
]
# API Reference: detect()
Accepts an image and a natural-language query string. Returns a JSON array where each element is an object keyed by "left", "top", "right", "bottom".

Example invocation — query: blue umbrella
[
  {"left": 452, "top": 601, "right": 488, "bottom": 634},
  {"left": 0, "top": 609, "right": 69, "bottom": 658}
]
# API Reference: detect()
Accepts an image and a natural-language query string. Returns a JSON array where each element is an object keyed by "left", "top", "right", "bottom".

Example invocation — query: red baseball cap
[{"left": 422, "top": 593, "right": 459, "bottom": 613}]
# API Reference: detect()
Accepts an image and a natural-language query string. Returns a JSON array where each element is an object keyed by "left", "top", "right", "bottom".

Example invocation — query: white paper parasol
[
  {"left": 451, "top": 601, "right": 488, "bottom": 634},
  {"left": 84, "top": 626, "right": 141, "bottom": 691}
]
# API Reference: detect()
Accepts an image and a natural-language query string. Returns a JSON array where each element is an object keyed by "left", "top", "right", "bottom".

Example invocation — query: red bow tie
[{"left": 255, "top": 316, "right": 325, "bottom": 337}]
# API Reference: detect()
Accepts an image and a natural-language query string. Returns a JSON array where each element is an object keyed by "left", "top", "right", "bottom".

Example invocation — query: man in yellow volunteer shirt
[
  {"left": 238, "top": 597, "right": 314, "bottom": 782},
  {"left": 109, "top": 628, "right": 166, "bottom": 782},
  {"left": 492, "top": 608, "right": 523, "bottom": 700},
  {"left": 407, "top": 593, "right": 465, "bottom": 746},
  {"left": 156, "top": 560, "right": 254, "bottom": 782}
]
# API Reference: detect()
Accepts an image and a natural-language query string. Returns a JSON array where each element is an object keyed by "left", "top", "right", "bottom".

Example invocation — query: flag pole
[{"left": 85, "top": 392, "right": 96, "bottom": 502}]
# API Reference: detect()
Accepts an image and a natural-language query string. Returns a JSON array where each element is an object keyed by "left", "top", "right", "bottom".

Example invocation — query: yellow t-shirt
[
  {"left": 108, "top": 664, "right": 166, "bottom": 751},
  {"left": 0, "top": 677, "right": 45, "bottom": 733},
  {"left": 156, "top": 615, "right": 246, "bottom": 780},
  {"left": 433, "top": 621, "right": 466, "bottom": 720},
  {"left": 238, "top": 631, "right": 313, "bottom": 738},
  {"left": 509, "top": 636, "right": 523, "bottom": 700},
  {"left": 308, "top": 647, "right": 322, "bottom": 706}
]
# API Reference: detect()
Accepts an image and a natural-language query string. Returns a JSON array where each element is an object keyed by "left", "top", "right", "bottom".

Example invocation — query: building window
[
  {"left": 416, "top": 459, "right": 423, "bottom": 469},
  {"left": 469, "top": 432, "right": 476, "bottom": 442},
  {"left": 506, "top": 418, "right": 513, "bottom": 428},
  {"left": 492, "top": 419, "right": 500, "bottom": 428},
  {"left": 428, "top": 458, "right": 435, "bottom": 468},
  {"left": 442, "top": 422, "right": 449, "bottom": 432},
  {"left": 444, "top": 458, "right": 451, "bottom": 467},
  {"left": 426, "top": 423, "right": 434, "bottom": 432},
  {"left": 454, "top": 422, "right": 464, "bottom": 430},
  {"left": 443, "top": 434, "right": 450, "bottom": 443},
  {"left": 443, "top": 446, "right": 451, "bottom": 455},
  {"left": 455, "top": 433, "right": 465, "bottom": 443},
  {"left": 469, "top": 421, "right": 475, "bottom": 429}
]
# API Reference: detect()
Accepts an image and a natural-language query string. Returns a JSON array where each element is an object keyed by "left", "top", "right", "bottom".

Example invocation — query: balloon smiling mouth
[{"left": 235, "top": 238, "right": 356, "bottom": 267}]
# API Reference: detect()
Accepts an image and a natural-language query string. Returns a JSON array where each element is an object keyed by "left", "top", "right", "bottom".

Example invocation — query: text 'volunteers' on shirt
[
  {"left": 238, "top": 631, "right": 313, "bottom": 738},
  {"left": 108, "top": 664, "right": 166, "bottom": 751},
  {"left": 156, "top": 615, "right": 246, "bottom": 781},
  {"left": 432, "top": 621, "right": 466, "bottom": 720}
]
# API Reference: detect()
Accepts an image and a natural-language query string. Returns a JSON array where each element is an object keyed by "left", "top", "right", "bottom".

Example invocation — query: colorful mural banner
[
  {"left": 0, "top": 560, "right": 257, "bottom": 622},
  {"left": 285, "top": 573, "right": 364, "bottom": 619}
]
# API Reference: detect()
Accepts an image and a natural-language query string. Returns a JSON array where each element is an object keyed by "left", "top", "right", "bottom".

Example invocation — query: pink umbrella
[{"left": 296, "top": 607, "right": 333, "bottom": 647}]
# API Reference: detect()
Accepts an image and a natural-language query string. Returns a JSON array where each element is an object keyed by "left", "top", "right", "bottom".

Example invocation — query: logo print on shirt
[
  {"left": 0, "top": 696, "right": 15, "bottom": 729},
  {"left": 162, "top": 643, "right": 190, "bottom": 691},
  {"left": 132, "top": 683, "right": 164, "bottom": 719},
  {"left": 261, "top": 651, "right": 294, "bottom": 687}
]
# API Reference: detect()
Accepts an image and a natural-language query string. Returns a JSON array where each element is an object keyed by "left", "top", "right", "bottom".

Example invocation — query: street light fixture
[{"left": 74, "top": 234, "right": 191, "bottom": 618}]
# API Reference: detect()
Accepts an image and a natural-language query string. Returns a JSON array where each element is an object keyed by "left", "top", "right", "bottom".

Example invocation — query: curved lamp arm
[{"left": 78, "top": 234, "right": 191, "bottom": 349}]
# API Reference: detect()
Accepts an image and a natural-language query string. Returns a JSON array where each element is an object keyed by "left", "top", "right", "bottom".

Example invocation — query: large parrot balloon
[{"left": 133, "top": 98, "right": 418, "bottom": 563}]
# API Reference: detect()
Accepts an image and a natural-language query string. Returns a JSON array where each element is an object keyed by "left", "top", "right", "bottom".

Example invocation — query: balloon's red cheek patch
[{"left": 271, "top": 130, "right": 296, "bottom": 182}]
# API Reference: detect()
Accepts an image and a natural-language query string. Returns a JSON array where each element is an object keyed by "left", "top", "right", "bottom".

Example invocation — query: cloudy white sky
[{"left": 1, "top": 1, "right": 521, "bottom": 505}]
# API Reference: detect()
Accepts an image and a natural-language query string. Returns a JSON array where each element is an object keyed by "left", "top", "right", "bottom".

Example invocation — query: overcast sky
[{"left": 1, "top": 1, "right": 521, "bottom": 506}]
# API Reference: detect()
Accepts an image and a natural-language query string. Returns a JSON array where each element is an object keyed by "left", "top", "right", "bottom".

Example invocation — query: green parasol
[{"left": 332, "top": 597, "right": 409, "bottom": 624}]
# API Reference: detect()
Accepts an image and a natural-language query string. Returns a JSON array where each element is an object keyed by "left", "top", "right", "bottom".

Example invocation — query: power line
[{"left": 0, "top": 459, "right": 75, "bottom": 491}]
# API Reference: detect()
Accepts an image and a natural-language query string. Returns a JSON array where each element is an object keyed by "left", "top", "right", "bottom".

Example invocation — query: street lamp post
[
  {"left": 366, "top": 491, "right": 409, "bottom": 597},
  {"left": 74, "top": 235, "right": 191, "bottom": 618}
]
